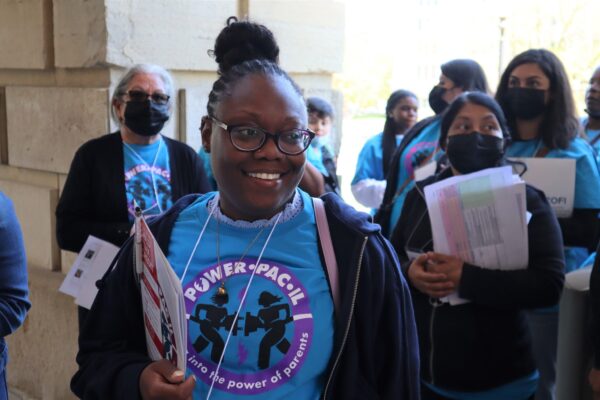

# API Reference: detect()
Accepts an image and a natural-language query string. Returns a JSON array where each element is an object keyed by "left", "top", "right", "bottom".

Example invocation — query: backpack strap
[{"left": 312, "top": 197, "right": 341, "bottom": 315}]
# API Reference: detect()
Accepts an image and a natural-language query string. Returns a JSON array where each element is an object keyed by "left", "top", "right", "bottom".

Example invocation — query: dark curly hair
[
  {"left": 495, "top": 49, "right": 579, "bottom": 150},
  {"left": 206, "top": 17, "right": 303, "bottom": 117}
]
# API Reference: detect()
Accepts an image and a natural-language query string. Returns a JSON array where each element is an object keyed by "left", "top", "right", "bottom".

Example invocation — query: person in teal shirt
[
  {"left": 496, "top": 48, "right": 600, "bottom": 400},
  {"left": 351, "top": 89, "right": 418, "bottom": 213},
  {"left": 71, "top": 17, "right": 420, "bottom": 400},
  {"left": 581, "top": 65, "right": 600, "bottom": 160},
  {"left": 376, "top": 59, "right": 489, "bottom": 237}
]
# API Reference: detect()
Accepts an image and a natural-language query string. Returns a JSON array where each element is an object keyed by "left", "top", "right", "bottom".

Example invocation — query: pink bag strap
[{"left": 312, "top": 197, "right": 341, "bottom": 315}]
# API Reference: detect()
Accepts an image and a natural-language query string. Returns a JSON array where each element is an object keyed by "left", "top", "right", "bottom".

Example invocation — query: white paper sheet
[
  {"left": 510, "top": 157, "right": 576, "bottom": 218},
  {"left": 424, "top": 166, "right": 529, "bottom": 305},
  {"left": 59, "top": 235, "right": 119, "bottom": 309}
]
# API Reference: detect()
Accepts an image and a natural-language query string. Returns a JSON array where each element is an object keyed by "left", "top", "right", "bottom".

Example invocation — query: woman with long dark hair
[
  {"left": 351, "top": 90, "right": 418, "bottom": 212},
  {"left": 392, "top": 92, "right": 564, "bottom": 400},
  {"left": 497, "top": 48, "right": 600, "bottom": 400},
  {"left": 376, "top": 59, "right": 489, "bottom": 236}
]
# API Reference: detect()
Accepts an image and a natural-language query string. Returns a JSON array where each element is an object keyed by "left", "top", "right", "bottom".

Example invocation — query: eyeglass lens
[{"left": 230, "top": 127, "right": 311, "bottom": 155}]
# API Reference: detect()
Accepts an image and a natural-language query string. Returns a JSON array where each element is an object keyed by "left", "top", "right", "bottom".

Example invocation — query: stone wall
[{"left": 0, "top": 0, "right": 344, "bottom": 398}]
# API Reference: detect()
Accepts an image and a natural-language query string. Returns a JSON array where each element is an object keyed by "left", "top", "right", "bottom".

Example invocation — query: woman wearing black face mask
[
  {"left": 391, "top": 92, "right": 565, "bottom": 400},
  {"left": 496, "top": 49, "right": 600, "bottom": 400},
  {"left": 376, "top": 59, "right": 489, "bottom": 237},
  {"left": 56, "top": 64, "right": 210, "bottom": 330}
]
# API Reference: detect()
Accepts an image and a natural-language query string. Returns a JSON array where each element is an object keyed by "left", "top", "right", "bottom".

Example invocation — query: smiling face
[{"left": 201, "top": 73, "right": 307, "bottom": 221}]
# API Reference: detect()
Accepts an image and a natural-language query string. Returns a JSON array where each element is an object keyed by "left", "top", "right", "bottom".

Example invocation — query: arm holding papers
[{"left": 392, "top": 169, "right": 564, "bottom": 309}]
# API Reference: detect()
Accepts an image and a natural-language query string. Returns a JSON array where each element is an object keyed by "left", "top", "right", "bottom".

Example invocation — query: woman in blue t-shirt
[
  {"left": 496, "top": 48, "right": 600, "bottom": 400},
  {"left": 72, "top": 17, "right": 420, "bottom": 400},
  {"left": 376, "top": 59, "right": 489, "bottom": 237},
  {"left": 351, "top": 89, "right": 418, "bottom": 212}
]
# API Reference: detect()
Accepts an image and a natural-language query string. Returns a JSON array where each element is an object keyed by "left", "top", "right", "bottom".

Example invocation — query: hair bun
[{"left": 212, "top": 17, "right": 280, "bottom": 73}]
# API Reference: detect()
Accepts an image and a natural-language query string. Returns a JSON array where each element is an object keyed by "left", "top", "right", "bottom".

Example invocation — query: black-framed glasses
[
  {"left": 210, "top": 117, "right": 315, "bottom": 155},
  {"left": 125, "top": 90, "right": 170, "bottom": 105}
]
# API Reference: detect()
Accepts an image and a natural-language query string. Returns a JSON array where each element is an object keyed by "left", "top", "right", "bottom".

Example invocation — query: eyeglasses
[
  {"left": 209, "top": 117, "right": 315, "bottom": 155},
  {"left": 124, "top": 90, "right": 170, "bottom": 105}
]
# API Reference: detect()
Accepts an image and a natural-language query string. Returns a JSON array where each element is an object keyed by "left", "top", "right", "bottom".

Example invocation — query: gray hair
[{"left": 110, "top": 63, "right": 175, "bottom": 123}]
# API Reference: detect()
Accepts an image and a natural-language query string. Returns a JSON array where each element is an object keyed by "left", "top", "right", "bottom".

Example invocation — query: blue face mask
[{"left": 310, "top": 136, "right": 329, "bottom": 148}]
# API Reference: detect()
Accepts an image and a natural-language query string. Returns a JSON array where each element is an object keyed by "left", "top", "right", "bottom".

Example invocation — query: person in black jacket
[
  {"left": 56, "top": 63, "right": 210, "bottom": 328},
  {"left": 391, "top": 92, "right": 565, "bottom": 400},
  {"left": 376, "top": 59, "right": 489, "bottom": 237},
  {"left": 71, "top": 17, "right": 420, "bottom": 400}
]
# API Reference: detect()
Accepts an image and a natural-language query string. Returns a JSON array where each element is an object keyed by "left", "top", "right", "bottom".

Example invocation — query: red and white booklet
[{"left": 134, "top": 212, "right": 187, "bottom": 371}]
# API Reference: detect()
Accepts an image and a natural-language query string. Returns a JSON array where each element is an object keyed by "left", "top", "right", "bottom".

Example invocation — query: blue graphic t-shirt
[
  {"left": 389, "top": 119, "right": 443, "bottom": 233},
  {"left": 123, "top": 138, "right": 172, "bottom": 221},
  {"left": 352, "top": 132, "right": 403, "bottom": 185},
  {"left": 507, "top": 137, "right": 600, "bottom": 272},
  {"left": 168, "top": 190, "right": 334, "bottom": 399}
]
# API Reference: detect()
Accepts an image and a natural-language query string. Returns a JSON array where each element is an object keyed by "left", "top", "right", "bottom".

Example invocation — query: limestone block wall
[{"left": 0, "top": 1, "right": 344, "bottom": 399}]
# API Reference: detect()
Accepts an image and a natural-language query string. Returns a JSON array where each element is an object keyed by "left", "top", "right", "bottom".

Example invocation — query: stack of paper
[
  {"left": 134, "top": 215, "right": 187, "bottom": 372},
  {"left": 59, "top": 235, "right": 119, "bottom": 309},
  {"left": 424, "top": 166, "right": 529, "bottom": 305}
]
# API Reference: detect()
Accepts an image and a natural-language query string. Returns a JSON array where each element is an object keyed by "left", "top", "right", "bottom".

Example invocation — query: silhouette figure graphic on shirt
[
  {"left": 190, "top": 292, "right": 231, "bottom": 363},
  {"left": 253, "top": 291, "right": 292, "bottom": 369}
]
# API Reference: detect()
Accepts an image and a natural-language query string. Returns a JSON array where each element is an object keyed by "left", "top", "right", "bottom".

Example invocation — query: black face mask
[
  {"left": 124, "top": 100, "right": 169, "bottom": 137},
  {"left": 429, "top": 86, "right": 449, "bottom": 115},
  {"left": 446, "top": 133, "right": 504, "bottom": 174},
  {"left": 505, "top": 87, "right": 546, "bottom": 120}
]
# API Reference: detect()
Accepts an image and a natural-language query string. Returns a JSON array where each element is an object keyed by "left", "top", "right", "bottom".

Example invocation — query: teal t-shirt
[
  {"left": 198, "top": 147, "right": 217, "bottom": 191},
  {"left": 306, "top": 138, "right": 333, "bottom": 177},
  {"left": 424, "top": 371, "right": 538, "bottom": 400},
  {"left": 507, "top": 137, "right": 600, "bottom": 272},
  {"left": 389, "top": 119, "right": 443, "bottom": 233},
  {"left": 168, "top": 190, "right": 334, "bottom": 399},
  {"left": 581, "top": 116, "right": 600, "bottom": 161},
  {"left": 123, "top": 138, "right": 172, "bottom": 221},
  {"left": 351, "top": 132, "right": 403, "bottom": 185}
]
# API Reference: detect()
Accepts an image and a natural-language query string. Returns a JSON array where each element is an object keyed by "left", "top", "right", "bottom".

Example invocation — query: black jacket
[
  {"left": 56, "top": 132, "right": 210, "bottom": 252},
  {"left": 391, "top": 169, "right": 565, "bottom": 391},
  {"left": 71, "top": 193, "right": 421, "bottom": 400}
]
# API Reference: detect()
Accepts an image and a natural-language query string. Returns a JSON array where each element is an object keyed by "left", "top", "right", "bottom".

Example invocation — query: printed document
[
  {"left": 59, "top": 235, "right": 119, "bottom": 309},
  {"left": 424, "top": 166, "right": 528, "bottom": 304},
  {"left": 135, "top": 214, "right": 187, "bottom": 371}
]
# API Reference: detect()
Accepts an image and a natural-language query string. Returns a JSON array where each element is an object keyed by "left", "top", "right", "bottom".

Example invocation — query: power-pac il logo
[{"left": 183, "top": 257, "right": 313, "bottom": 395}]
